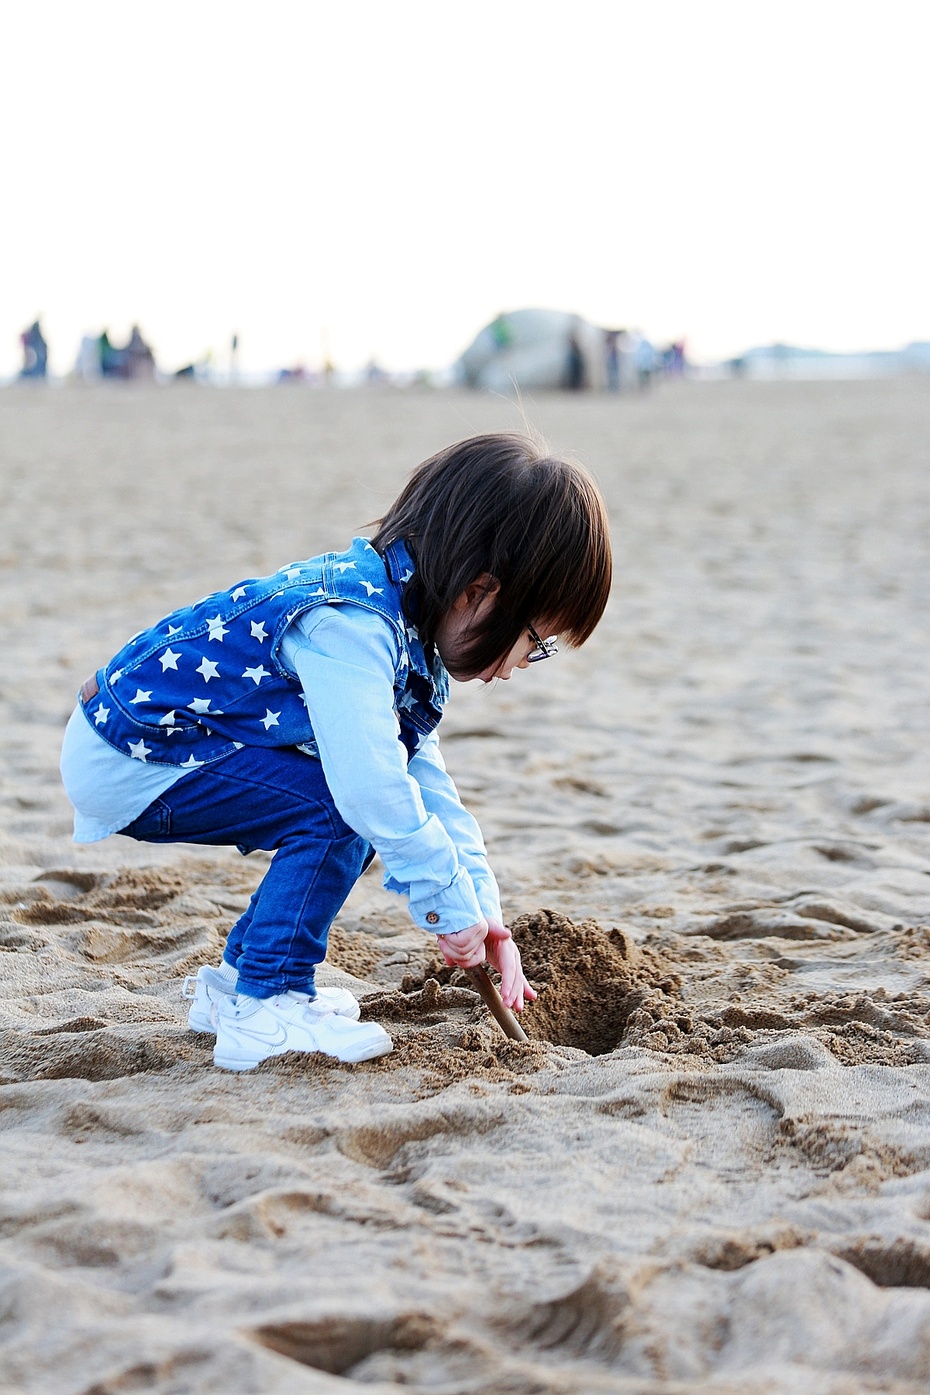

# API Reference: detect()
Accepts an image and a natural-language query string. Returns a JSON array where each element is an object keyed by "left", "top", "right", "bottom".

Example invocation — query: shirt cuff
[{"left": 384, "top": 865, "right": 484, "bottom": 935}]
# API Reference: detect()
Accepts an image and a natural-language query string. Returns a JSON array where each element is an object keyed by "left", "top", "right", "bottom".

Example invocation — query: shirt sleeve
[
  {"left": 407, "top": 731, "right": 502, "bottom": 925},
  {"left": 282, "top": 604, "right": 484, "bottom": 935}
]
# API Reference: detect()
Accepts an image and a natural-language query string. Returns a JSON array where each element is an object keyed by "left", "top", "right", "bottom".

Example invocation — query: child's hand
[
  {"left": 438, "top": 919, "right": 538, "bottom": 1013},
  {"left": 437, "top": 919, "right": 489, "bottom": 969},
  {"left": 484, "top": 920, "right": 538, "bottom": 1013}
]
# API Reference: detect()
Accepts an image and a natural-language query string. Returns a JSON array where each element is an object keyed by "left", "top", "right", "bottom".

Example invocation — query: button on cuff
[{"left": 410, "top": 868, "right": 482, "bottom": 935}]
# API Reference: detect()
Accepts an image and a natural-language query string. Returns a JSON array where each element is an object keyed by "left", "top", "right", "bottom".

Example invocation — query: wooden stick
[{"left": 467, "top": 965, "right": 529, "bottom": 1043}]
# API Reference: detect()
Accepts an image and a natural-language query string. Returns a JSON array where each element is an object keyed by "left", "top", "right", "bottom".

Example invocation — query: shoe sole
[{"left": 214, "top": 1038, "right": 392, "bottom": 1071}]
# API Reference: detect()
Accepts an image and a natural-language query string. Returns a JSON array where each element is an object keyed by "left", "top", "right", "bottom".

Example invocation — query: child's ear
[{"left": 457, "top": 574, "right": 500, "bottom": 615}]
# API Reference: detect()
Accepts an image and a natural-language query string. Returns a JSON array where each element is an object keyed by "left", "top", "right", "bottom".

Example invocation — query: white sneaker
[
  {"left": 213, "top": 991, "right": 392, "bottom": 1072},
  {"left": 183, "top": 966, "right": 361, "bottom": 1034}
]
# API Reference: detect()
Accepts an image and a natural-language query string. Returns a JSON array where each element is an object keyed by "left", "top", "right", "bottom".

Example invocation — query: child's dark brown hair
[{"left": 371, "top": 432, "right": 612, "bottom": 674}]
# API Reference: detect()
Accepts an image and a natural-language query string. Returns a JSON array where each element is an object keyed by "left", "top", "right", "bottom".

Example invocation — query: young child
[{"left": 60, "top": 432, "right": 612, "bottom": 1071}]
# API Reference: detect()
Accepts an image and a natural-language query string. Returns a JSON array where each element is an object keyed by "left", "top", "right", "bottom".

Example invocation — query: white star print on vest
[{"left": 83, "top": 538, "right": 447, "bottom": 767}]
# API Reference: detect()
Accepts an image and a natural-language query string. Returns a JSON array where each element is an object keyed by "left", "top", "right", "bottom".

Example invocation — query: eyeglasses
[{"left": 526, "top": 622, "right": 559, "bottom": 663}]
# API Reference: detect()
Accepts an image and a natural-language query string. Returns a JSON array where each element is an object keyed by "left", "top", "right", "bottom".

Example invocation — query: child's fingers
[
  {"left": 501, "top": 948, "right": 524, "bottom": 1004},
  {"left": 460, "top": 942, "right": 489, "bottom": 969},
  {"left": 499, "top": 968, "right": 538, "bottom": 1012},
  {"left": 438, "top": 936, "right": 488, "bottom": 970},
  {"left": 498, "top": 965, "right": 516, "bottom": 1009},
  {"left": 502, "top": 979, "right": 522, "bottom": 1011},
  {"left": 493, "top": 941, "right": 536, "bottom": 1013},
  {"left": 513, "top": 975, "right": 538, "bottom": 1010},
  {"left": 437, "top": 921, "right": 488, "bottom": 967},
  {"left": 503, "top": 970, "right": 526, "bottom": 1011},
  {"left": 483, "top": 935, "right": 509, "bottom": 986},
  {"left": 437, "top": 935, "right": 477, "bottom": 966}
]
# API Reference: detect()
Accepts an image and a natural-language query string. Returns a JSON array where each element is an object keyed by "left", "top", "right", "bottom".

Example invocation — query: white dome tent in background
[{"left": 457, "top": 310, "right": 609, "bottom": 393}]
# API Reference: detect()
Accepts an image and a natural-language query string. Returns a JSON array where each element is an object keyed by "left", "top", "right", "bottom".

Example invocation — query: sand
[{"left": 3, "top": 377, "right": 930, "bottom": 1393}]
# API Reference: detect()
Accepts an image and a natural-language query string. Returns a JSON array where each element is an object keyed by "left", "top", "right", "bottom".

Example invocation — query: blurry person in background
[
  {"left": 634, "top": 332, "right": 657, "bottom": 390},
  {"left": 566, "top": 332, "right": 585, "bottom": 390},
  {"left": 99, "top": 329, "right": 125, "bottom": 378},
  {"left": 604, "top": 329, "right": 621, "bottom": 392},
  {"left": 75, "top": 335, "right": 102, "bottom": 381},
  {"left": 125, "top": 325, "right": 156, "bottom": 381},
  {"left": 605, "top": 329, "right": 642, "bottom": 392},
  {"left": 19, "top": 320, "right": 48, "bottom": 379},
  {"left": 662, "top": 340, "right": 687, "bottom": 377}
]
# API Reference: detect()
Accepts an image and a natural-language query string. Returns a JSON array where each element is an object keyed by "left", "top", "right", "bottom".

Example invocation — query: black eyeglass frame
[{"left": 526, "top": 622, "right": 559, "bottom": 663}]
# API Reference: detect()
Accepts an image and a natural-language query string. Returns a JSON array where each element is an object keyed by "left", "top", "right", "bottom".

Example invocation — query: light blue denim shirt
[{"left": 61, "top": 603, "right": 501, "bottom": 935}]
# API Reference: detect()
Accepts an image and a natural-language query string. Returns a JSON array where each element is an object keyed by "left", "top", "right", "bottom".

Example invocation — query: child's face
[{"left": 436, "top": 579, "right": 555, "bottom": 683}]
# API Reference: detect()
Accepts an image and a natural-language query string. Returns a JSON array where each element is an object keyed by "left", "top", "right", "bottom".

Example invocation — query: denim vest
[{"left": 81, "top": 538, "right": 448, "bottom": 767}]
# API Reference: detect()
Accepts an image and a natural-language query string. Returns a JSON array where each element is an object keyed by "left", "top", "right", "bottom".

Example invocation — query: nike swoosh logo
[{"left": 224, "top": 1022, "right": 290, "bottom": 1048}]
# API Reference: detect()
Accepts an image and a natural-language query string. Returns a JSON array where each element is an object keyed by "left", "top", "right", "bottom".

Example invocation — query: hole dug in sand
[{"left": 512, "top": 910, "right": 681, "bottom": 1055}]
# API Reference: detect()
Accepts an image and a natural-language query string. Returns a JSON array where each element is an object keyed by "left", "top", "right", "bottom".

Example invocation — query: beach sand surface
[{"left": 3, "top": 379, "right": 930, "bottom": 1393}]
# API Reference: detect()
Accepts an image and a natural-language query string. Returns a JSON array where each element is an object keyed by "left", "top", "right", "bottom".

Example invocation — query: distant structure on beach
[
  {"left": 458, "top": 310, "right": 606, "bottom": 393},
  {"left": 19, "top": 320, "right": 48, "bottom": 379},
  {"left": 725, "top": 341, "right": 930, "bottom": 380},
  {"left": 455, "top": 310, "right": 682, "bottom": 393}
]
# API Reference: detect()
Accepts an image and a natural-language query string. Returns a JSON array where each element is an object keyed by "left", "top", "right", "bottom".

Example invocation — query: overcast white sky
[{"left": 2, "top": 1, "right": 927, "bottom": 376}]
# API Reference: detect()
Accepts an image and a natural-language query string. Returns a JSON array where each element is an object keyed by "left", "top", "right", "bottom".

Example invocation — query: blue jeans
[{"left": 119, "top": 746, "right": 372, "bottom": 999}]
